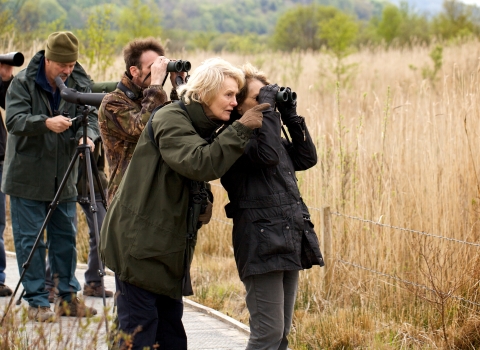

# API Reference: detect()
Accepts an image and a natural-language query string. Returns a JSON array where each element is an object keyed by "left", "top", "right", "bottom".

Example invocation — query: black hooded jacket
[{"left": 220, "top": 107, "right": 324, "bottom": 280}]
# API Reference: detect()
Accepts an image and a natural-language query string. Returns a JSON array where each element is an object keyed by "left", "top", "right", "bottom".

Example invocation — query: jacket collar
[
  {"left": 182, "top": 99, "right": 223, "bottom": 140},
  {"left": 34, "top": 56, "right": 62, "bottom": 112},
  {"left": 120, "top": 73, "right": 143, "bottom": 100}
]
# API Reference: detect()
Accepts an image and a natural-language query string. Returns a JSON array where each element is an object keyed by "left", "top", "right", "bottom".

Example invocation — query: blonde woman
[{"left": 101, "top": 58, "right": 269, "bottom": 350}]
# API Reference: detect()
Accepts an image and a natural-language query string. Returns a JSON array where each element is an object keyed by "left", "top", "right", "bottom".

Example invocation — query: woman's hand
[{"left": 237, "top": 103, "right": 270, "bottom": 129}]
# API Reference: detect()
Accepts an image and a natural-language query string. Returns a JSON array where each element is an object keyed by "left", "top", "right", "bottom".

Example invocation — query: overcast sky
[{"left": 389, "top": 0, "right": 480, "bottom": 14}]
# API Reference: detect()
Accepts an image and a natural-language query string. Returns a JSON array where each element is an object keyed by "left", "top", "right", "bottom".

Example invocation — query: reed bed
[{"left": 3, "top": 39, "right": 480, "bottom": 348}]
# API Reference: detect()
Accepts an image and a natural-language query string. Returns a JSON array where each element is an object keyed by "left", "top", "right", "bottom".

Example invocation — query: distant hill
[
  {"left": 156, "top": 0, "right": 391, "bottom": 34},
  {"left": 9, "top": 0, "right": 479, "bottom": 38},
  {"left": 53, "top": 0, "right": 393, "bottom": 33}
]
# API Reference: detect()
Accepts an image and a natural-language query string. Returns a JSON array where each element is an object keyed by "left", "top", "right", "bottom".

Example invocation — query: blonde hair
[
  {"left": 177, "top": 57, "right": 245, "bottom": 106},
  {"left": 236, "top": 62, "right": 270, "bottom": 106}
]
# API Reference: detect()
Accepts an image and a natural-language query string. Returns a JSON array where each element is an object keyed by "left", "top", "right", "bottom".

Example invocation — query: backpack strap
[{"left": 147, "top": 101, "right": 187, "bottom": 148}]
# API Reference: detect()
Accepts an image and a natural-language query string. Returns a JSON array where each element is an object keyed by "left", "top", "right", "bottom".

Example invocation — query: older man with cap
[{"left": 2, "top": 31, "right": 99, "bottom": 322}]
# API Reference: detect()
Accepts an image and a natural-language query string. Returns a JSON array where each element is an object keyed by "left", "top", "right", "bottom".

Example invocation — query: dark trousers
[
  {"left": 10, "top": 195, "right": 79, "bottom": 307},
  {"left": 243, "top": 270, "right": 299, "bottom": 350},
  {"left": 115, "top": 275, "right": 187, "bottom": 350},
  {"left": 79, "top": 193, "right": 106, "bottom": 286},
  {"left": 0, "top": 163, "right": 6, "bottom": 285},
  {"left": 46, "top": 193, "right": 107, "bottom": 289}
]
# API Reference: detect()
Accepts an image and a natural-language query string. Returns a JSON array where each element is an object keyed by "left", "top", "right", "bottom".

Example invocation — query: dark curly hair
[{"left": 123, "top": 37, "right": 165, "bottom": 76}]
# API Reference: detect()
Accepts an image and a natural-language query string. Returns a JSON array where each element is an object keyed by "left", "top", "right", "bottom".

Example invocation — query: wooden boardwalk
[{"left": 0, "top": 253, "right": 249, "bottom": 349}]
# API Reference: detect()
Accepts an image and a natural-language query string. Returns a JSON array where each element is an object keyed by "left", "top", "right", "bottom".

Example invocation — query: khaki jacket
[{"left": 100, "top": 100, "right": 253, "bottom": 298}]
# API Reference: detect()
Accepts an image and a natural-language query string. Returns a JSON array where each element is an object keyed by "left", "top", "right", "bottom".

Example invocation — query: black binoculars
[
  {"left": 0, "top": 52, "right": 24, "bottom": 67},
  {"left": 167, "top": 60, "right": 191, "bottom": 73},
  {"left": 276, "top": 87, "right": 297, "bottom": 103}
]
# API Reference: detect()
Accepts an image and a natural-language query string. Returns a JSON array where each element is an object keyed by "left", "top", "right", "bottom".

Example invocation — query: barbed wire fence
[
  {"left": 209, "top": 181, "right": 480, "bottom": 312},
  {"left": 328, "top": 207, "right": 480, "bottom": 307}
]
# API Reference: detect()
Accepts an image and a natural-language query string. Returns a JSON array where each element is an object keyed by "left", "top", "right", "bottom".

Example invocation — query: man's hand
[
  {"left": 198, "top": 200, "right": 213, "bottom": 225},
  {"left": 237, "top": 103, "right": 270, "bottom": 130},
  {"left": 45, "top": 115, "right": 72, "bottom": 133},
  {"left": 150, "top": 56, "right": 169, "bottom": 85},
  {"left": 79, "top": 137, "right": 95, "bottom": 153},
  {"left": 0, "top": 63, "right": 14, "bottom": 82}
]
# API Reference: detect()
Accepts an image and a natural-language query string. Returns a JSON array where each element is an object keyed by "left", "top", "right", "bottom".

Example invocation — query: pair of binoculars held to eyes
[
  {"left": 167, "top": 60, "right": 191, "bottom": 73},
  {"left": 276, "top": 86, "right": 297, "bottom": 104}
]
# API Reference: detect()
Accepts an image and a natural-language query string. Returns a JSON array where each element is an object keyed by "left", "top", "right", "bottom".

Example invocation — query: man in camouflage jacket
[{"left": 98, "top": 38, "right": 184, "bottom": 203}]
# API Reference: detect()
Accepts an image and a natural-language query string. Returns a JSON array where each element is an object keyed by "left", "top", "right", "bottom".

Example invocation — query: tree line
[{"left": 0, "top": 0, "right": 478, "bottom": 62}]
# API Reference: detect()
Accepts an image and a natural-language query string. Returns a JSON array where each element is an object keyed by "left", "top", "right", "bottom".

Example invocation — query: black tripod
[{"left": 0, "top": 105, "right": 109, "bottom": 334}]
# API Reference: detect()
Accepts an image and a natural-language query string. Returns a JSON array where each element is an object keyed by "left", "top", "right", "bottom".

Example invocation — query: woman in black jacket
[{"left": 221, "top": 63, "right": 324, "bottom": 350}]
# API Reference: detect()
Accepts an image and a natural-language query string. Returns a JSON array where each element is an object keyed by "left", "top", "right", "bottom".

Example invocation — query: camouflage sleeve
[{"left": 99, "top": 86, "right": 168, "bottom": 143}]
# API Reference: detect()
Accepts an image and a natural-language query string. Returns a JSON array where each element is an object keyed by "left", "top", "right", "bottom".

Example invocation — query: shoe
[
  {"left": 28, "top": 305, "right": 56, "bottom": 322},
  {"left": 0, "top": 283, "right": 12, "bottom": 297},
  {"left": 56, "top": 297, "right": 97, "bottom": 317},
  {"left": 46, "top": 287, "right": 56, "bottom": 303},
  {"left": 83, "top": 283, "right": 113, "bottom": 298}
]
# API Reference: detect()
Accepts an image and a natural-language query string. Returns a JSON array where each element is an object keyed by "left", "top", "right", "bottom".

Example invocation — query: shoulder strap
[
  {"left": 147, "top": 101, "right": 187, "bottom": 148},
  {"left": 117, "top": 81, "right": 138, "bottom": 100}
]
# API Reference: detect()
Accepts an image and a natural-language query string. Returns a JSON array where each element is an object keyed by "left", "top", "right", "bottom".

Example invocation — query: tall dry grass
[
  {"left": 3, "top": 38, "right": 480, "bottom": 348},
  {"left": 187, "top": 43, "right": 480, "bottom": 349}
]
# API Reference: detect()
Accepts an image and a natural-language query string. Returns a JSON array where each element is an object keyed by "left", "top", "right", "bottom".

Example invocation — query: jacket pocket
[
  {"left": 254, "top": 217, "right": 295, "bottom": 257},
  {"left": 129, "top": 223, "right": 186, "bottom": 260},
  {"left": 302, "top": 220, "right": 324, "bottom": 267},
  {"left": 122, "top": 206, "right": 186, "bottom": 260},
  {"left": 15, "top": 135, "right": 44, "bottom": 158}
]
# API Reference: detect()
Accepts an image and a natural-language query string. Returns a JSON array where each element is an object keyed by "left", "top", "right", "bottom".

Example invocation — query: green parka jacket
[
  {"left": 100, "top": 100, "right": 253, "bottom": 299},
  {"left": 1, "top": 50, "right": 99, "bottom": 201}
]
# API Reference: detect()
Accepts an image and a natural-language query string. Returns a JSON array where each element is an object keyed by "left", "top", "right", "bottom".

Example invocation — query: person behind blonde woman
[
  {"left": 98, "top": 37, "right": 185, "bottom": 204},
  {"left": 221, "top": 63, "right": 324, "bottom": 350}
]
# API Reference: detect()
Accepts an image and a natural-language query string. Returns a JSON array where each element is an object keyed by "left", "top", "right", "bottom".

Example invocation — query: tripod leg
[
  {"left": 89, "top": 152, "right": 108, "bottom": 210},
  {"left": 0, "top": 148, "right": 82, "bottom": 326},
  {"left": 84, "top": 147, "right": 109, "bottom": 335},
  {"left": 15, "top": 289, "right": 25, "bottom": 305}
]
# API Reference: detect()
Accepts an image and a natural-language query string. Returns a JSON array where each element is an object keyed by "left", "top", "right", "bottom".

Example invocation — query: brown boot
[
  {"left": 0, "top": 283, "right": 12, "bottom": 297},
  {"left": 28, "top": 305, "right": 56, "bottom": 322},
  {"left": 83, "top": 283, "right": 113, "bottom": 298},
  {"left": 46, "top": 287, "right": 57, "bottom": 303},
  {"left": 56, "top": 297, "right": 97, "bottom": 317}
]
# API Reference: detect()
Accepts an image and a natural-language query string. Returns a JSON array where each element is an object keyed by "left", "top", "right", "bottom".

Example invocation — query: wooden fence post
[{"left": 321, "top": 206, "right": 333, "bottom": 296}]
